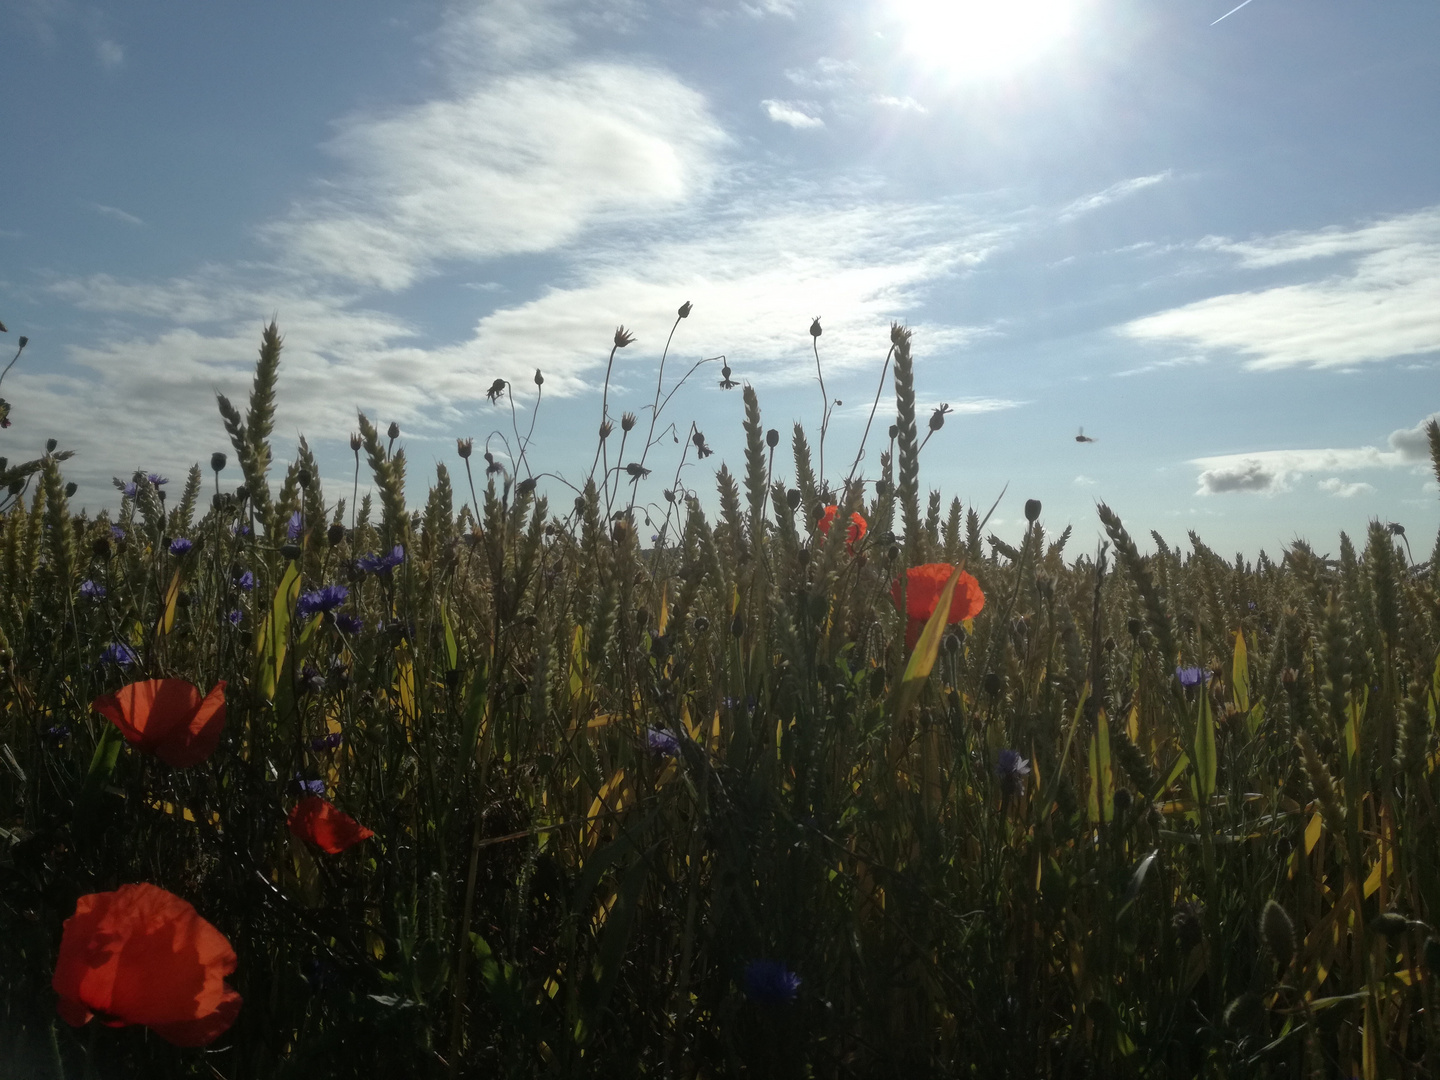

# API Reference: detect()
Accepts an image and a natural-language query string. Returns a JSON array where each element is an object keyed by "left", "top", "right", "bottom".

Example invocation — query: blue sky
[{"left": 3, "top": 0, "right": 1438, "bottom": 556}]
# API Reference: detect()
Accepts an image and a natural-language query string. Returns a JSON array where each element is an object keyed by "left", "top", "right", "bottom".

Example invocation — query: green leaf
[
  {"left": 1232, "top": 629, "right": 1250, "bottom": 714},
  {"left": 1193, "top": 690, "right": 1217, "bottom": 801},
  {"left": 76, "top": 723, "right": 124, "bottom": 830},
  {"left": 256, "top": 561, "right": 300, "bottom": 703},
  {"left": 441, "top": 599, "right": 459, "bottom": 672}
]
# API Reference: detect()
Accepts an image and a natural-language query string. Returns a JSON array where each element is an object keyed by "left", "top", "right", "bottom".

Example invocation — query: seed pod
[
  {"left": 1025, "top": 498, "right": 1042, "bottom": 523},
  {"left": 1369, "top": 912, "right": 1411, "bottom": 939},
  {"left": 211, "top": 451, "right": 227, "bottom": 472},
  {"left": 328, "top": 523, "right": 347, "bottom": 546},
  {"left": 387, "top": 422, "right": 400, "bottom": 440}
]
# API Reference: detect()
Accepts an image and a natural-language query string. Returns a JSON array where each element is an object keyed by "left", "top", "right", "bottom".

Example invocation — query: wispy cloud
[
  {"left": 761, "top": 99, "right": 824, "bottom": 129},
  {"left": 90, "top": 203, "right": 142, "bottom": 226},
  {"left": 1123, "top": 206, "right": 1440, "bottom": 370},
  {"left": 1318, "top": 477, "right": 1374, "bottom": 498},
  {"left": 269, "top": 63, "right": 725, "bottom": 290},
  {"left": 1059, "top": 172, "right": 1170, "bottom": 221},
  {"left": 95, "top": 38, "right": 122, "bottom": 69}
]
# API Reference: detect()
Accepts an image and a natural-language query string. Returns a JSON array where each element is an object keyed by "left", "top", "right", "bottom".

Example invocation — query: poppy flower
[
  {"left": 52, "top": 883, "right": 241, "bottom": 1047},
  {"left": 845, "top": 512, "right": 867, "bottom": 553},
  {"left": 891, "top": 563, "right": 985, "bottom": 649},
  {"left": 817, "top": 505, "right": 839, "bottom": 535},
  {"left": 287, "top": 795, "right": 374, "bottom": 854},
  {"left": 91, "top": 679, "right": 227, "bottom": 768}
]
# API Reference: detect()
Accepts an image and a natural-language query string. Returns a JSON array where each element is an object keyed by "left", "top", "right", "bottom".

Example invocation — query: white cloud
[
  {"left": 1192, "top": 447, "right": 1402, "bottom": 496},
  {"left": 270, "top": 63, "right": 725, "bottom": 290},
  {"left": 761, "top": 99, "right": 824, "bottom": 129},
  {"left": 1318, "top": 477, "right": 1374, "bottom": 498},
  {"left": 1059, "top": 172, "right": 1169, "bottom": 220},
  {"left": 1123, "top": 206, "right": 1440, "bottom": 370},
  {"left": 1073, "top": 474, "right": 1095, "bottom": 487},
  {"left": 784, "top": 57, "right": 858, "bottom": 92},
  {"left": 91, "top": 203, "right": 142, "bottom": 226},
  {"left": 873, "top": 94, "right": 927, "bottom": 113},
  {"left": 95, "top": 38, "right": 123, "bottom": 69},
  {"left": 1387, "top": 412, "right": 1440, "bottom": 462}
]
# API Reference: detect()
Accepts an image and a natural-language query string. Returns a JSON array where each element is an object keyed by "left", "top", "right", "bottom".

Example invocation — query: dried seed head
[
  {"left": 327, "top": 523, "right": 346, "bottom": 546},
  {"left": 516, "top": 477, "right": 537, "bottom": 496},
  {"left": 786, "top": 489, "right": 801, "bottom": 510},
  {"left": 766, "top": 428, "right": 779, "bottom": 448},
  {"left": 350, "top": 432, "right": 363, "bottom": 452},
  {"left": 621, "top": 411, "right": 637, "bottom": 432},
  {"left": 599, "top": 420, "right": 613, "bottom": 440},
  {"left": 614, "top": 326, "right": 635, "bottom": 348},
  {"left": 1260, "top": 900, "right": 1295, "bottom": 970},
  {"left": 457, "top": 437, "right": 473, "bottom": 459},
  {"left": 928, "top": 403, "right": 952, "bottom": 432}
]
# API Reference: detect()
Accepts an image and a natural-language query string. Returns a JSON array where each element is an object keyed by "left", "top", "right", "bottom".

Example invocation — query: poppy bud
[
  {"left": 766, "top": 428, "right": 779, "bottom": 448},
  {"left": 457, "top": 438, "right": 473, "bottom": 459},
  {"left": 786, "top": 489, "right": 801, "bottom": 510},
  {"left": 534, "top": 369, "right": 544, "bottom": 386},
  {"left": 809, "top": 317, "right": 822, "bottom": 338},
  {"left": 280, "top": 543, "right": 301, "bottom": 561},
  {"left": 1127, "top": 616, "right": 1143, "bottom": 638},
  {"left": 387, "top": 422, "right": 400, "bottom": 440},
  {"left": 0, "top": 320, "right": 5, "bottom": 332},
  {"left": 17, "top": 336, "right": 27, "bottom": 348},
  {"left": 349, "top": 433, "right": 362, "bottom": 452},
  {"left": 211, "top": 452, "right": 227, "bottom": 472},
  {"left": 678, "top": 301, "right": 692, "bottom": 318},
  {"left": 327, "top": 523, "right": 346, "bottom": 546},
  {"left": 297, "top": 468, "right": 312, "bottom": 490},
  {"left": 664, "top": 488, "right": 675, "bottom": 502},
  {"left": 888, "top": 424, "right": 898, "bottom": 440},
  {"left": 1024, "top": 499, "right": 1041, "bottom": 523},
  {"left": 44, "top": 438, "right": 57, "bottom": 453},
  {"left": 574, "top": 495, "right": 586, "bottom": 514},
  {"left": 92, "top": 536, "right": 112, "bottom": 561},
  {"left": 64, "top": 481, "right": 77, "bottom": 498},
  {"left": 621, "top": 412, "right": 637, "bottom": 432},
  {"left": 983, "top": 671, "right": 1003, "bottom": 698},
  {"left": 626, "top": 462, "right": 651, "bottom": 479},
  {"left": 234, "top": 485, "right": 248, "bottom": 501},
  {"left": 516, "top": 478, "right": 537, "bottom": 496},
  {"left": 693, "top": 616, "right": 709, "bottom": 632},
  {"left": 730, "top": 612, "right": 745, "bottom": 637}
]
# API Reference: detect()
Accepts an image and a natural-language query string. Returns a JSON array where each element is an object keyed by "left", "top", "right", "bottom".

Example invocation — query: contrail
[{"left": 1211, "top": 0, "right": 1256, "bottom": 25}]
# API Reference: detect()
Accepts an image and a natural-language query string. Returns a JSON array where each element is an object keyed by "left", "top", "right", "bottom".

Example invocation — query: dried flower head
[
  {"left": 599, "top": 419, "right": 614, "bottom": 440},
  {"left": 677, "top": 301, "right": 692, "bottom": 318},
  {"left": 486, "top": 379, "right": 507, "bottom": 404},
  {"left": 809, "top": 317, "right": 822, "bottom": 338},
  {"left": 928, "top": 403, "right": 952, "bottom": 432},
  {"left": 621, "top": 411, "right": 637, "bottom": 432},
  {"left": 349, "top": 432, "right": 362, "bottom": 452},
  {"left": 626, "top": 462, "right": 652, "bottom": 479},
  {"left": 614, "top": 326, "right": 635, "bottom": 348}
]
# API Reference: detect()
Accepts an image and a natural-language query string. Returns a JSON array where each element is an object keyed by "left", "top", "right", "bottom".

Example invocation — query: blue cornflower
[
  {"left": 1176, "top": 666, "right": 1209, "bottom": 688},
  {"left": 121, "top": 482, "right": 138, "bottom": 498},
  {"left": 235, "top": 569, "right": 255, "bottom": 591},
  {"left": 995, "top": 749, "right": 1032, "bottom": 800},
  {"left": 44, "top": 724, "right": 70, "bottom": 742},
  {"left": 99, "top": 642, "right": 137, "bottom": 666},
  {"left": 311, "top": 732, "right": 343, "bottom": 751},
  {"left": 646, "top": 727, "right": 681, "bottom": 758},
  {"left": 742, "top": 960, "right": 801, "bottom": 1006},
  {"left": 287, "top": 510, "right": 303, "bottom": 540},
  {"left": 296, "top": 584, "right": 349, "bottom": 620},
  {"left": 169, "top": 537, "right": 193, "bottom": 556},
  {"left": 335, "top": 613, "right": 364, "bottom": 635},
  {"left": 110, "top": 525, "right": 125, "bottom": 541},
  {"left": 79, "top": 579, "right": 106, "bottom": 600},
  {"left": 147, "top": 474, "right": 168, "bottom": 487},
  {"left": 294, "top": 774, "right": 326, "bottom": 796},
  {"left": 355, "top": 544, "right": 405, "bottom": 576},
  {"left": 227, "top": 609, "right": 243, "bottom": 626},
  {"left": 230, "top": 522, "right": 253, "bottom": 538}
]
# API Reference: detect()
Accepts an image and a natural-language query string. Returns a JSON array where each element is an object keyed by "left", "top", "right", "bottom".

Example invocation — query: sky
[{"left": 2, "top": 0, "right": 1438, "bottom": 558}]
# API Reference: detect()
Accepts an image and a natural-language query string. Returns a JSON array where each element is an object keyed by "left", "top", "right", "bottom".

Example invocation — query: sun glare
[{"left": 889, "top": 0, "right": 1080, "bottom": 81}]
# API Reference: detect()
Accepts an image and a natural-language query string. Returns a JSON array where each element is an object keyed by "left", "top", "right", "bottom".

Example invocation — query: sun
[{"left": 888, "top": 0, "right": 1081, "bottom": 81}]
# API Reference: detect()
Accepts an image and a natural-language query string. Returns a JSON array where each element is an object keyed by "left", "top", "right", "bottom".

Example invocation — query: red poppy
[
  {"left": 891, "top": 563, "right": 985, "bottom": 649},
  {"left": 52, "top": 883, "right": 241, "bottom": 1047},
  {"left": 845, "top": 512, "right": 867, "bottom": 553},
  {"left": 91, "top": 679, "right": 227, "bottom": 768},
  {"left": 816, "top": 504, "right": 838, "bottom": 535},
  {"left": 287, "top": 796, "right": 374, "bottom": 854}
]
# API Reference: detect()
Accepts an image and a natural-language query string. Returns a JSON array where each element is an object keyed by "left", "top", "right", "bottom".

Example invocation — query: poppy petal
[
  {"left": 287, "top": 796, "right": 375, "bottom": 854},
  {"left": 154, "top": 681, "right": 227, "bottom": 768},
  {"left": 52, "top": 883, "right": 241, "bottom": 1047},
  {"left": 91, "top": 679, "right": 226, "bottom": 767}
]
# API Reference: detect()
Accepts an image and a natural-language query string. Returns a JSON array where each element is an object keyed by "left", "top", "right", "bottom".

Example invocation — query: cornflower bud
[
  {"left": 534, "top": 369, "right": 544, "bottom": 386},
  {"left": 387, "top": 421, "right": 400, "bottom": 440},
  {"left": 888, "top": 424, "right": 898, "bottom": 440},
  {"left": 516, "top": 478, "right": 537, "bottom": 496},
  {"left": 17, "top": 337, "right": 27, "bottom": 349}
]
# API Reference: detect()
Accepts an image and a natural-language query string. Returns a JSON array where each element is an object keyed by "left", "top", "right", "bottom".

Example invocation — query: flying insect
[{"left": 1075, "top": 428, "right": 1096, "bottom": 444}]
